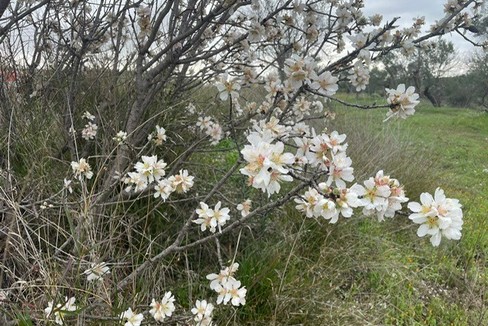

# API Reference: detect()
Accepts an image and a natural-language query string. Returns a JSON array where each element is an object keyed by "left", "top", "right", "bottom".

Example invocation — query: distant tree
[
  {"left": 377, "top": 39, "right": 458, "bottom": 107},
  {"left": 468, "top": 50, "right": 488, "bottom": 109},
  {"left": 367, "top": 66, "right": 389, "bottom": 95}
]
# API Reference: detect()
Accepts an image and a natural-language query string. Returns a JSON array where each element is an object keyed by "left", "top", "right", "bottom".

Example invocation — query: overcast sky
[{"left": 363, "top": 0, "right": 479, "bottom": 57}]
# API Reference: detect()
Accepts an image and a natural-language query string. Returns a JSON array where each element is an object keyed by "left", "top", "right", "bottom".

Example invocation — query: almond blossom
[
  {"left": 240, "top": 132, "right": 294, "bottom": 196},
  {"left": 45, "top": 297, "right": 77, "bottom": 325},
  {"left": 294, "top": 187, "right": 322, "bottom": 218},
  {"left": 168, "top": 169, "right": 194, "bottom": 193},
  {"left": 284, "top": 54, "right": 317, "bottom": 90},
  {"left": 215, "top": 73, "right": 240, "bottom": 101},
  {"left": 120, "top": 307, "right": 144, "bottom": 326},
  {"left": 206, "top": 263, "right": 246, "bottom": 306},
  {"left": 194, "top": 201, "right": 230, "bottom": 233},
  {"left": 149, "top": 291, "right": 176, "bottom": 322},
  {"left": 82, "top": 111, "right": 95, "bottom": 121},
  {"left": 348, "top": 61, "right": 370, "bottom": 92},
  {"left": 84, "top": 262, "right": 110, "bottom": 282},
  {"left": 310, "top": 71, "right": 339, "bottom": 96},
  {"left": 385, "top": 84, "right": 420, "bottom": 120},
  {"left": 71, "top": 158, "right": 94, "bottom": 180},
  {"left": 191, "top": 300, "right": 214, "bottom": 326},
  {"left": 81, "top": 122, "right": 98, "bottom": 140},
  {"left": 134, "top": 155, "right": 167, "bottom": 184},
  {"left": 237, "top": 199, "right": 252, "bottom": 217},
  {"left": 351, "top": 177, "right": 391, "bottom": 220},
  {"left": 408, "top": 188, "right": 463, "bottom": 246},
  {"left": 148, "top": 125, "right": 167, "bottom": 145},
  {"left": 113, "top": 131, "right": 128, "bottom": 143},
  {"left": 194, "top": 202, "right": 217, "bottom": 233},
  {"left": 334, "top": 187, "right": 361, "bottom": 218},
  {"left": 325, "top": 152, "right": 355, "bottom": 189},
  {"left": 154, "top": 178, "right": 174, "bottom": 200}
]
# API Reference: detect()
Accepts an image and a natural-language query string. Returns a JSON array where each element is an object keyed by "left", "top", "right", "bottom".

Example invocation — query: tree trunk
[{"left": 424, "top": 86, "right": 441, "bottom": 107}]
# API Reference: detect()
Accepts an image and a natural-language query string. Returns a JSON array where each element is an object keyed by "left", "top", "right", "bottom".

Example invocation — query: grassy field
[
  {"left": 231, "top": 95, "right": 488, "bottom": 325},
  {"left": 3, "top": 92, "right": 487, "bottom": 325}
]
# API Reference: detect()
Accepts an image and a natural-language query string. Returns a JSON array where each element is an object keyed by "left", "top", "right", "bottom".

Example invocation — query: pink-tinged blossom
[
  {"left": 326, "top": 131, "right": 348, "bottom": 154},
  {"left": 294, "top": 136, "right": 311, "bottom": 158},
  {"left": 307, "top": 134, "right": 333, "bottom": 168},
  {"left": 81, "top": 122, "right": 98, "bottom": 140},
  {"left": 326, "top": 152, "right": 354, "bottom": 189},
  {"left": 237, "top": 199, "right": 252, "bottom": 217},
  {"left": 206, "top": 122, "right": 223, "bottom": 145},
  {"left": 149, "top": 291, "right": 176, "bottom": 322},
  {"left": 284, "top": 54, "right": 317, "bottom": 90},
  {"left": 240, "top": 132, "right": 294, "bottom": 196},
  {"left": 168, "top": 169, "right": 194, "bottom": 193},
  {"left": 196, "top": 116, "right": 213, "bottom": 130}
]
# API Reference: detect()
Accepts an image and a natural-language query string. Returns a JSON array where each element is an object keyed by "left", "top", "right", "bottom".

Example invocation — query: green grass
[{"left": 231, "top": 95, "right": 488, "bottom": 325}]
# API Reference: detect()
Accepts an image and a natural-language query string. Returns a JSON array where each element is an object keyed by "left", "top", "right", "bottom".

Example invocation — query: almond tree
[{"left": 0, "top": 0, "right": 484, "bottom": 324}]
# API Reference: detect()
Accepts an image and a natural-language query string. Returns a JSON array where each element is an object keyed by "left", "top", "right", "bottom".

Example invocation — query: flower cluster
[
  {"left": 348, "top": 61, "right": 370, "bottom": 92},
  {"left": 124, "top": 155, "right": 167, "bottom": 192},
  {"left": 194, "top": 201, "right": 231, "bottom": 233},
  {"left": 124, "top": 155, "right": 194, "bottom": 199},
  {"left": 294, "top": 185, "right": 361, "bottom": 224},
  {"left": 240, "top": 132, "right": 294, "bottom": 197},
  {"left": 284, "top": 54, "right": 317, "bottom": 90},
  {"left": 45, "top": 297, "right": 77, "bottom": 325},
  {"left": 351, "top": 170, "right": 409, "bottom": 221},
  {"left": 137, "top": 6, "right": 151, "bottom": 40},
  {"left": 408, "top": 188, "right": 463, "bottom": 246},
  {"left": 81, "top": 111, "right": 98, "bottom": 140},
  {"left": 196, "top": 116, "right": 223, "bottom": 145},
  {"left": 207, "top": 262, "right": 247, "bottom": 306},
  {"left": 113, "top": 131, "right": 128, "bottom": 144},
  {"left": 295, "top": 170, "right": 408, "bottom": 224}
]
